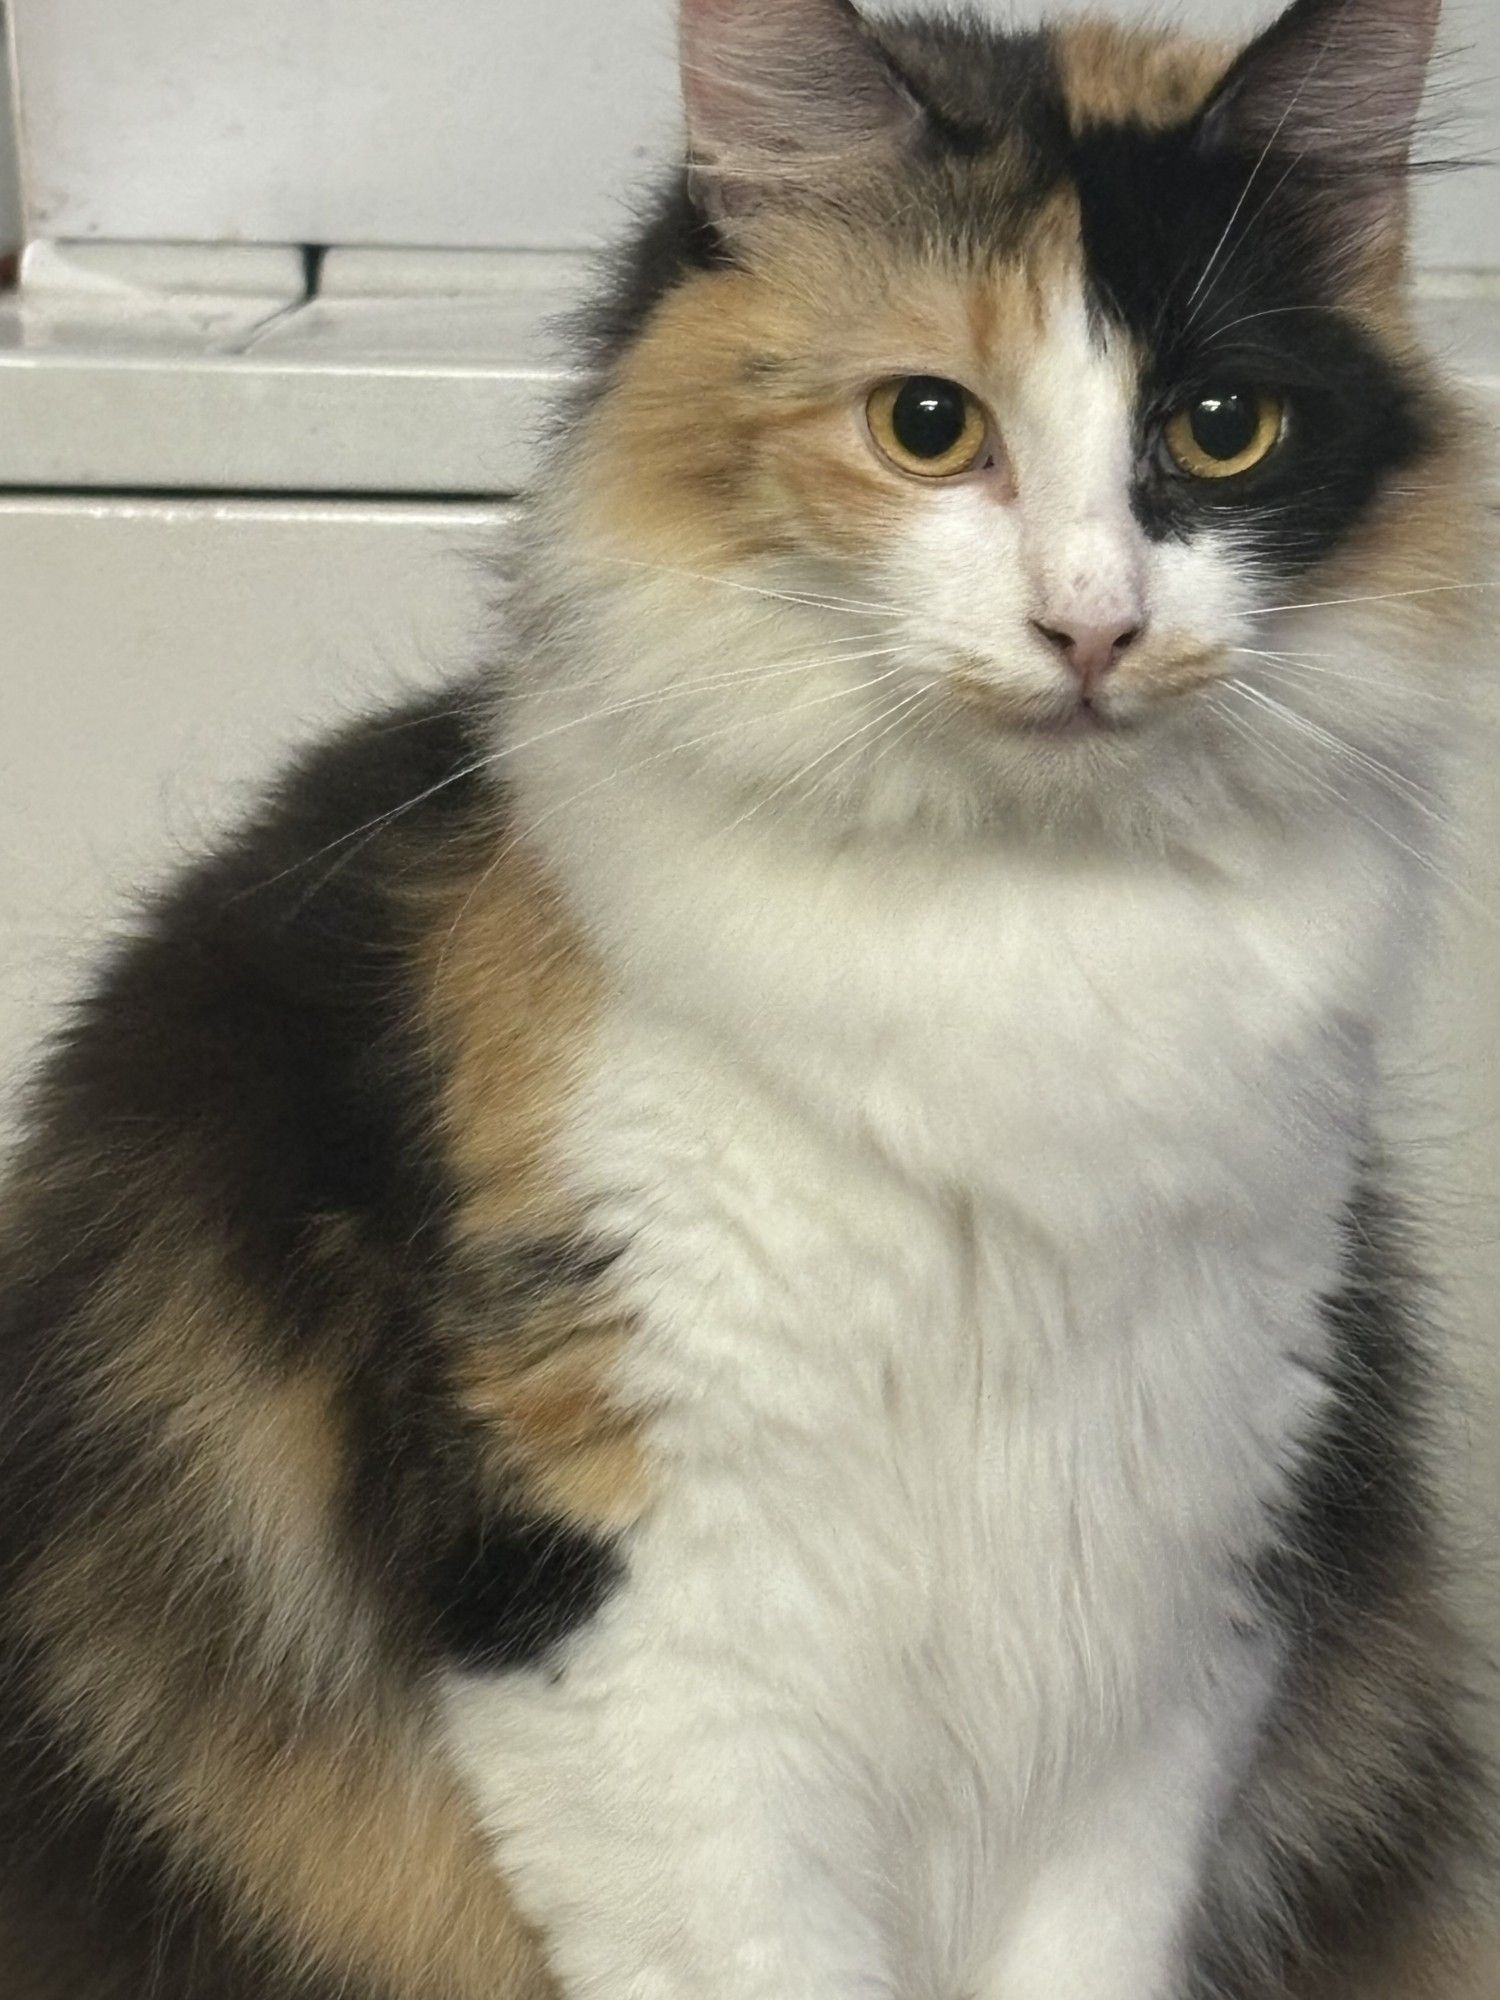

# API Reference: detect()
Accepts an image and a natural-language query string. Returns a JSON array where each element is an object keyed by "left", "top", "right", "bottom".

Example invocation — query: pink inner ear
[{"left": 680, "top": 0, "right": 921, "bottom": 206}]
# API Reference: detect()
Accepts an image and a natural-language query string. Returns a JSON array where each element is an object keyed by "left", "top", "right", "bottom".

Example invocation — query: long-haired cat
[{"left": 0, "top": 0, "right": 1493, "bottom": 1995}]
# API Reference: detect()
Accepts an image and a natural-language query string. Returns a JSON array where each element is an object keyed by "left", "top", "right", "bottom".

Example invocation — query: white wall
[
  {"left": 9, "top": 0, "right": 681, "bottom": 252},
  {"left": 9, "top": 0, "right": 1497, "bottom": 266}
]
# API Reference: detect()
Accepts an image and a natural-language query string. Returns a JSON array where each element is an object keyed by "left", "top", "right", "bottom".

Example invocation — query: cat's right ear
[{"left": 680, "top": 0, "right": 925, "bottom": 223}]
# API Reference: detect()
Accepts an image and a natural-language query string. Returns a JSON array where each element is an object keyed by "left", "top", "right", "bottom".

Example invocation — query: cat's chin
[
  {"left": 938, "top": 664, "right": 1154, "bottom": 748},
  {"left": 1006, "top": 704, "right": 1139, "bottom": 742}
]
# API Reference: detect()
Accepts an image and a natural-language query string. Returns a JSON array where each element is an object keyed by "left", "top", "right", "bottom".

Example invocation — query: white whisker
[
  {"left": 719, "top": 679, "right": 929, "bottom": 837},
  {"left": 240, "top": 758, "right": 498, "bottom": 901},
  {"left": 736, "top": 684, "right": 936, "bottom": 832},
  {"left": 434, "top": 666, "right": 924, "bottom": 973},
  {"left": 512, "top": 630, "right": 900, "bottom": 710},
  {"left": 1234, "top": 650, "right": 1465, "bottom": 712},
  {"left": 1227, "top": 679, "right": 1445, "bottom": 826},
  {"left": 1247, "top": 582, "right": 1496, "bottom": 618},
  {"left": 1181, "top": 32, "right": 1329, "bottom": 330},
  {"left": 500, "top": 649, "right": 906, "bottom": 764},
  {"left": 581, "top": 552, "right": 899, "bottom": 620},
  {"left": 1215, "top": 679, "right": 1498, "bottom": 933},
  {"left": 1205, "top": 303, "right": 1329, "bottom": 339}
]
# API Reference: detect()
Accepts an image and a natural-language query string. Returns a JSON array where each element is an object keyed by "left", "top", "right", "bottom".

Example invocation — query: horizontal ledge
[
  {"left": 0, "top": 482, "right": 517, "bottom": 506},
  {"left": 0, "top": 493, "right": 517, "bottom": 529},
  {"left": 0, "top": 244, "right": 1496, "bottom": 496}
]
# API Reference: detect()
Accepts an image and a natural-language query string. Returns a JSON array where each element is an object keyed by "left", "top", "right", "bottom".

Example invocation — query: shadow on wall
[{"left": 1, "top": 4, "right": 20, "bottom": 272}]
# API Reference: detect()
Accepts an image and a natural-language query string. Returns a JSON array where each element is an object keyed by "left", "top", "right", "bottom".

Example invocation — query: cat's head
[{"left": 525, "top": 0, "right": 1483, "bottom": 848}]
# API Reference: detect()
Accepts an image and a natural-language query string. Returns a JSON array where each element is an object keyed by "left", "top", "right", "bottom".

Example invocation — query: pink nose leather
[{"left": 1031, "top": 618, "right": 1144, "bottom": 689}]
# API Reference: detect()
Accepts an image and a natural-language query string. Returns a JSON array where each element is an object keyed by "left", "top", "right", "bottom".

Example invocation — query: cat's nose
[{"left": 1030, "top": 617, "right": 1145, "bottom": 689}]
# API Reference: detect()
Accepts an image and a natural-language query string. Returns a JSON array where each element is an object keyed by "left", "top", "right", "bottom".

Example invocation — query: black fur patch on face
[{"left": 1068, "top": 117, "right": 1441, "bottom": 578}]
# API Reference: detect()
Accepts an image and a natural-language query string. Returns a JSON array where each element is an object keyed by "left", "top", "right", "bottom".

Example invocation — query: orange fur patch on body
[
  {"left": 419, "top": 826, "right": 651, "bottom": 1535},
  {"left": 1306, "top": 1920, "right": 1500, "bottom": 2000},
  {"left": 17, "top": 1227, "right": 554, "bottom": 2000},
  {"left": 420, "top": 825, "right": 599, "bottom": 1237},
  {"left": 40, "top": 1630, "right": 549, "bottom": 2000},
  {"left": 48, "top": 1222, "right": 366, "bottom": 1690},
  {"left": 456, "top": 1318, "right": 649, "bottom": 1534}
]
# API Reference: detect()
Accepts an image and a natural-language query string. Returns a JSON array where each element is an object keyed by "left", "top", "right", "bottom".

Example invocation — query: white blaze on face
[
  {"left": 1006, "top": 286, "right": 1147, "bottom": 648},
  {"left": 884, "top": 272, "right": 1253, "bottom": 724}
]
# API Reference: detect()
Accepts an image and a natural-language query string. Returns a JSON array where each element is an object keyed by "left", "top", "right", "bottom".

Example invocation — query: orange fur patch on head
[
  {"left": 1055, "top": 20, "right": 1231, "bottom": 131},
  {"left": 575, "top": 188, "right": 1087, "bottom": 576}
]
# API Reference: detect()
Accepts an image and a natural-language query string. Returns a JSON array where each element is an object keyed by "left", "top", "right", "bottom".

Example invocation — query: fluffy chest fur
[{"left": 444, "top": 795, "right": 1379, "bottom": 1995}]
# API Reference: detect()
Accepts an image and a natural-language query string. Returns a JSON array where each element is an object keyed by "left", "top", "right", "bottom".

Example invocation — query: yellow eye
[
  {"left": 1163, "top": 388, "right": 1285, "bottom": 480},
  {"left": 867, "top": 376, "right": 989, "bottom": 480}
]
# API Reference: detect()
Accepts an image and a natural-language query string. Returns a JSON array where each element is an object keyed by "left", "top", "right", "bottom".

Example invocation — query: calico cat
[{"left": 0, "top": 0, "right": 1494, "bottom": 1994}]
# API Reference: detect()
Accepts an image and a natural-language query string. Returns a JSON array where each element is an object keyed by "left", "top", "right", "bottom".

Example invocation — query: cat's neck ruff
[{"left": 513, "top": 722, "right": 1399, "bottom": 1237}]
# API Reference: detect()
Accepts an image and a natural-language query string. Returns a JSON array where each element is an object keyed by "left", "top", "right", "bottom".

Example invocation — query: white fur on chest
[{"left": 444, "top": 798, "right": 1392, "bottom": 2000}]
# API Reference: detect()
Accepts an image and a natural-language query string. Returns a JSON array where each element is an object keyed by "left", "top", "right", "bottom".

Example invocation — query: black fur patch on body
[{"left": 0, "top": 690, "right": 617, "bottom": 1997}]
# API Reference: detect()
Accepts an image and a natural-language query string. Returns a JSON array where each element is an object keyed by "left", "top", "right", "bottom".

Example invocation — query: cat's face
[{"left": 534, "top": 0, "right": 1480, "bottom": 845}]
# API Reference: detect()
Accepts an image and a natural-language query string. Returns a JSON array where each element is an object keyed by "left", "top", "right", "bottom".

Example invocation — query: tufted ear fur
[
  {"left": 679, "top": 0, "right": 925, "bottom": 221},
  {"left": 1199, "top": 0, "right": 1442, "bottom": 251}
]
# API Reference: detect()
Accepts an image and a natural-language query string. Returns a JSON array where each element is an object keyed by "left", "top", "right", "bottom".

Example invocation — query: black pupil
[
  {"left": 892, "top": 377, "right": 969, "bottom": 460},
  {"left": 1190, "top": 390, "right": 1259, "bottom": 462}
]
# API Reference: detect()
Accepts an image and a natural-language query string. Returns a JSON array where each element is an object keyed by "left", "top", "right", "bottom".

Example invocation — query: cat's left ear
[
  {"left": 1198, "top": 0, "right": 1441, "bottom": 248},
  {"left": 679, "top": 0, "right": 925, "bottom": 223}
]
